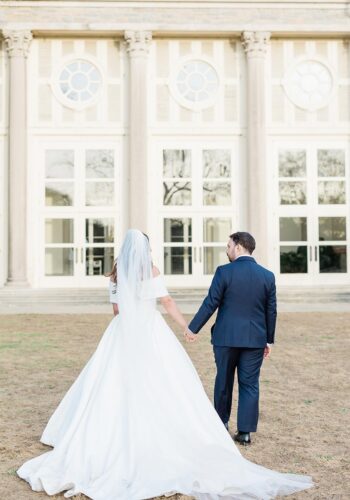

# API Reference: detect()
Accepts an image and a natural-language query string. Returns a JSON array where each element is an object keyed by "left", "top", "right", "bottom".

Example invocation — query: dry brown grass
[{"left": 0, "top": 313, "right": 349, "bottom": 500}]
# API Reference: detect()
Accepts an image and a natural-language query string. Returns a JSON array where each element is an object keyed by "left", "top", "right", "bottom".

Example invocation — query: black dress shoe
[{"left": 233, "top": 431, "right": 251, "bottom": 445}]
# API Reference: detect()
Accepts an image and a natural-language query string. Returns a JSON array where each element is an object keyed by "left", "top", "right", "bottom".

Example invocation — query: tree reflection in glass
[
  {"left": 279, "top": 150, "right": 306, "bottom": 177},
  {"left": 318, "top": 181, "right": 346, "bottom": 204},
  {"left": 279, "top": 181, "right": 307, "bottom": 205},
  {"left": 317, "top": 149, "right": 345, "bottom": 177},
  {"left": 202, "top": 150, "right": 231, "bottom": 178},
  {"left": 203, "top": 182, "right": 231, "bottom": 205},
  {"left": 86, "top": 150, "right": 114, "bottom": 178},
  {"left": 45, "top": 150, "right": 74, "bottom": 178},
  {"left": 163, "top": 150, "right": 191, "bottom": 178},
  {"left": 163, "top": 182, "right": 192, "bottom": 205}
]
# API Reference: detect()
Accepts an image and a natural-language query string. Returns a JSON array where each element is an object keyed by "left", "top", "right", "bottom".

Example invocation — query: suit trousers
[{"left": 213, "top": 346, "right": 264, "bottom": 432}]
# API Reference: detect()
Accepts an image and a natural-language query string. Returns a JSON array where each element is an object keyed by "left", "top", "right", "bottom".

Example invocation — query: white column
[
  {"left": 241, "top": 31, "right": 270, "bottom": 266},
  {"left": 3, "top": 30, "right": 32, "bottom": 286},
  {"left": 124, "top": 30, "right": 152, "bottom": 232}
]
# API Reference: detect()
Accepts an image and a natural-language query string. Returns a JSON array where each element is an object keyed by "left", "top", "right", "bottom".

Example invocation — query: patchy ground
[{"left": 0, "top": 313, "right": 349, "bottom": 500}]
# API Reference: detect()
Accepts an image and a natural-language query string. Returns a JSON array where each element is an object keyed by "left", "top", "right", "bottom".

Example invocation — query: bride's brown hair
[{"left": 105, "top": 232, "right": 149, "bottom": 284}]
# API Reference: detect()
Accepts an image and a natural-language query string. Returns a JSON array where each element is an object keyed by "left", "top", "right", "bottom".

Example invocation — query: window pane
[
  {"left": 279, "top": 217, "right": 307, "bottom": 241},
  {"left": 319, "top": 217, "right": 346, "bottom": 241},
  {"left": 279, "top": 150, "right": 306, "bottom": 177},
  {"left": 85, "top": 247, "right": 114, "bottom": 276},
  {"left": 203, "top": 218, "right": 231, "bottom": 242},
  {"left": 317, "top": 149, "right": 345, "bottom": 177},
  {"left": 163, "top": 150, "right": 191, "bottom": 178},
  {"left": 164, "top": 218, "right": 192, "bottom": 243},
  {"left": 279, "top": 181, "right": 307, "bottom": 205},
  {"left": 280, "top": 246, "right": 308, "bottom": 273},
  {"left": 204, "top": 247, "right": 227, "bottom": 274},
  {"left": 163, "top": 182, "right": 191, "bottom": 205},
  {"left": 45, "top": 219, "right": 73, "bottom": 244},
  {"left": 318, "top": 181, "right": 346, "bottom": 204},
  {"left": 85, "top": 182, "right": 114, "bottom": 206},
  {"left": 45, "top": 248, "right": 74, "bottom": 276},
  {"left": 203, "top": 182, "right": 231, "bottom": 205},
  {"left": 85, "top": 219, "right": 114, "bottom": 244},
  {"left": 86, "top": 150, "right": 114, "bottom": 178},
  {"left": 164, "top": 246, "right": 192, "bottom": 275},
  {"left": 202, "top": 150, "right": 231, "bottom": 178},
  {"left": 45, "top": 182, "right": 73, "bottom": 206},
  {"left": 45, "top": 150, "right": 74, "bottom": 178},
  {"left": 320, "top": 246, "right": 347, "bottom": 273}
]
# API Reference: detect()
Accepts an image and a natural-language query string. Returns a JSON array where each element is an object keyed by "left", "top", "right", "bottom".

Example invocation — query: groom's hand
[
  {"left": 184, "top": 328, "right": 197, "bottom": 343},
  {"left": 264, "top": 344, "right": 272, "bottom": 359}
]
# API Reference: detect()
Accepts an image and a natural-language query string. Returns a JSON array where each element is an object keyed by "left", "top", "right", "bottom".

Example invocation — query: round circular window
[
  {"left": 52, "top": 58, "right": 103, "bottom": 109},
  {"left": 283, "top": 59, "right": 334, "bottom": 111},
  {"left": 169, "top": 58, "right": 220, "bottom": 111}
]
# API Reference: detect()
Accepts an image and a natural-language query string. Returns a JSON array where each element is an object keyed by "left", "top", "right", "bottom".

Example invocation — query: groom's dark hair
[{"left": 229, "top": 232, "right": 256, "bottom": 254}]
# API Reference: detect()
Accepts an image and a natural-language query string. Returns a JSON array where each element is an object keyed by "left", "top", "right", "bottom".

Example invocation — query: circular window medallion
[
  {"left": 52, "top": 58, "right": 103, "bottom": 109},
  {"left": 169, "top": 58, "right": 220, "bottom": 111},
  {"left": 283, "top": 59, "right": 334, "bottom": 111}
]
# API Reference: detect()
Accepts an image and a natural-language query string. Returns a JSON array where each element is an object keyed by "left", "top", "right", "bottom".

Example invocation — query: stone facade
[{"left": 0, "top": 1, "right": 349, "bottom": 289}]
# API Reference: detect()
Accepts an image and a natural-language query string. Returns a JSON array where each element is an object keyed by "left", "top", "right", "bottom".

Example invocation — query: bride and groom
[{"left": 17, "top": 229, "right": 313, "bottom": 499}]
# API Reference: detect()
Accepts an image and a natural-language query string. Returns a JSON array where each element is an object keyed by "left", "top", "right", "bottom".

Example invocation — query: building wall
[
  {"left": 27, "top": 37, "right": 127, "bottom": 287},
  {"left": 266, "top": 39, "right": 350, "bottom": 283},
  {"left": 1, "top": 1, "right": 350, "bottom": 288},
  {"left": 148, "top": 38, "right": 247, "bottom": 285}
]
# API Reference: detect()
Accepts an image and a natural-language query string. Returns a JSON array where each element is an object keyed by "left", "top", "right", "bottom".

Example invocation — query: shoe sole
[{"left": 233, "top": 438, "right": 251, "bottom": 446}]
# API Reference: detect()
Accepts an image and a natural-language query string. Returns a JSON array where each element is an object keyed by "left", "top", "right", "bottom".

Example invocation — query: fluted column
[
  {"left": 241, "top": 31, "right": 270, "bottom": 266},
  {"left": 3, "top": 30, "right": 32, "bottom": 286},
  {"left": 124, "top": 30, "right": 152, "bottom": 232}
]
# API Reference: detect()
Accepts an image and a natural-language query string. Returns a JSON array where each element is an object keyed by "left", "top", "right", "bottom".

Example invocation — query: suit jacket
[{"left": 188, "top": 256, "right": 277, "bottom": 348}]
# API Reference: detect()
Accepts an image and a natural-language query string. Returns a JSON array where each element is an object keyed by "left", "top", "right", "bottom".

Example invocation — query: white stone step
[{"left": 0, "top": 285, "right": 349, "bottom": 313}]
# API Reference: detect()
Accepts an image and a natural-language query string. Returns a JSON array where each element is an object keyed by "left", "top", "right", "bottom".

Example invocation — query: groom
[{"left": 185, "top": 232, "right": 277, "bottom": 445}]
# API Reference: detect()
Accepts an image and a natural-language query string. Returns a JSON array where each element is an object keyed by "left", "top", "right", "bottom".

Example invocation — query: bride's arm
[
  {"left": 159, "top": 295, "right": 187, "bottom": 330},
  {"left": 152, "top": 266, "right": 188, "bottom": 332}
]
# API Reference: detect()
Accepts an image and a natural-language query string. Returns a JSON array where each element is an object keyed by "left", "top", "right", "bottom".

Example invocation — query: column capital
[
  {"left": 124, "top": 30, "right": 152, "bottom": 57},
  {"left": 3, "top": 30, "right": 33, "bottom": 58},
  {"left": 241, "top": 31, "right": 270, "bottom": 58}
]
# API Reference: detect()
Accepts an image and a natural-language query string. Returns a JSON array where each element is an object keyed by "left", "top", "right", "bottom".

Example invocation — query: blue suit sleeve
[
  {"left": 188, "top": 267, "right": 225, "bottom": 334},
  {"left": 266, "top": 275, "right": 277, "bottom": 344}
]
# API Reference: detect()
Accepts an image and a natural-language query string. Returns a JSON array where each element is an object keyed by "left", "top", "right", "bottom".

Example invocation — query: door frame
[
  {"left": 149, "top": 137, "right": 242, "bottom": 287},
  {"left": 269, "top": 138, "right": 350, "bottom": 286},
  {"left": 28, "top": 136, "right": 125, "bottom": 288}
]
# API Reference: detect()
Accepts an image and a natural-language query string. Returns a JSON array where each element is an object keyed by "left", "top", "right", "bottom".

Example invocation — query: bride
[{"left": 17, "top": 229, "right": 313, "bottom": 500}]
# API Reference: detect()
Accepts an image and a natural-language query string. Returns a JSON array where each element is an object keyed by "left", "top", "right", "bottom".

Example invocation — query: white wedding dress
[{"left": 18, "top": 275, "right": 313, "bottom": 500}]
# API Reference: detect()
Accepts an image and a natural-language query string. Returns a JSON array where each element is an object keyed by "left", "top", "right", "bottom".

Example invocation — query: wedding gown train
[{"left": 17, "top": 276, "right": 313, "bottom": 499}]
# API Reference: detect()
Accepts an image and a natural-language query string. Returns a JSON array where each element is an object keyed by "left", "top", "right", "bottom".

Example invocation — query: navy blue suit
[{"left": 188, "top": 256, "right": 277, "bottom": 432}]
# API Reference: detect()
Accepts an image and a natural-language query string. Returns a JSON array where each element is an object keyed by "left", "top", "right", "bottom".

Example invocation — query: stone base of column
[{"left": 5, "top": 279, "right": 30, "bottom": 288}]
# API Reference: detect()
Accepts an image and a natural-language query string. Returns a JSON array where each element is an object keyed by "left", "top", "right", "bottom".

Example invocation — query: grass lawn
[{"left": 0, "top": 313, "right": 349, "bottom": 499}]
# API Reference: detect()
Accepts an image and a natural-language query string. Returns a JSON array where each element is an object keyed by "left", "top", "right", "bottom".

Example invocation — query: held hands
[{"left": 183, "top": 326, "right": 198, "bottom": 343}]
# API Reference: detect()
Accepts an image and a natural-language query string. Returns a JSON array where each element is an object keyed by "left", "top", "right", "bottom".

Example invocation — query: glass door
[
  {"left": 275, "top": 145, "right": 349, "bottom": 285},
  {"left": 155, "top": 145, "right": 238, "bottom": 287},
  {"left": 39, "top": 144, "right": 121, "bottom": 287}
]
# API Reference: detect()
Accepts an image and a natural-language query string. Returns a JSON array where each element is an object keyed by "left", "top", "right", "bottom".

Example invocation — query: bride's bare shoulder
[{"left": 152, "top": 265, "right": 160, "bottom": 278}]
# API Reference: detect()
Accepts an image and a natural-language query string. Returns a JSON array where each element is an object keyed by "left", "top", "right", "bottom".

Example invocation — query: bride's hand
[{"left": 184, "top": 327, "right": 197, "bottom": 343}]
